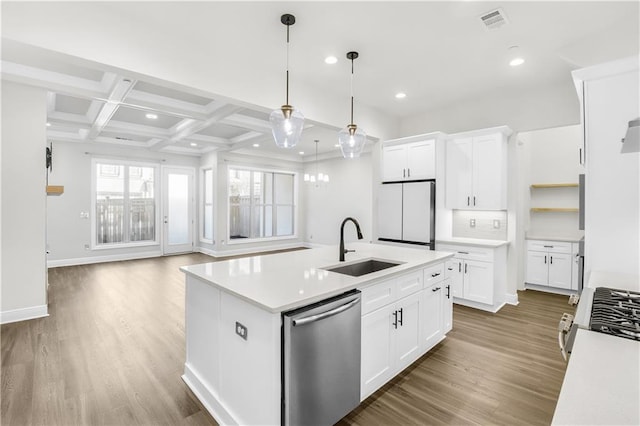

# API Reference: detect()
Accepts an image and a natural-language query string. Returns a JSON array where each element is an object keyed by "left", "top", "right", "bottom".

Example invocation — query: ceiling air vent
[{"left": 479, "top": 8, "right": 509, "bottom": 30}]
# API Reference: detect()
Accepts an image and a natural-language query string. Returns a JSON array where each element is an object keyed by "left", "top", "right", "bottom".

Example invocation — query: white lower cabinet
[
  {"left": 525, "top": 240, "right": 577, "bottom": 291},
  {"left": 438, "top": 242, "right": 508, "bottom": 312},
  {"left": 360, "top": 261, "right": 450, "bottom": 400}
]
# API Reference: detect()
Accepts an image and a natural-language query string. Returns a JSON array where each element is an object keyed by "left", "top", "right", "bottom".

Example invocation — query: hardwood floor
[{"left": 2, "top": 253, "right": 569, "bottom": 426}]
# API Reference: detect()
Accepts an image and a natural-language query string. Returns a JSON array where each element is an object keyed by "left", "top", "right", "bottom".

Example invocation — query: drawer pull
[
  {"left": 432, "top": 287, "right": 441, "bottom": 292},
  {"left": 458, "top": 251, "right": 469, "bottom": 255},
  {"left": 431, "top": 272, "right": 441, "bottom": 278},
  {"left": 544, "top": 245, "right": 554, "bottom": 248},
  {"left": 447, "top": 267, "right": 453, "bottom": 271}
]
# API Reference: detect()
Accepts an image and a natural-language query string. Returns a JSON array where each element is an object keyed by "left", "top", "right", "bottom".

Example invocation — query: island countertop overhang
[{"left": 180, "top": 242, "right": 454, "bottom": 313}]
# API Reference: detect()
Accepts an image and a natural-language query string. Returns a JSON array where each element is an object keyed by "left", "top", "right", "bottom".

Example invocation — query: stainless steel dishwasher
[{"left": 282, "top": 290, "right": 361, "bottom": 426}]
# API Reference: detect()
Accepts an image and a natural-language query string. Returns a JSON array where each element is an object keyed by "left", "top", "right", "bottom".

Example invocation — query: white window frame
[
  {"left": 91, "top": 158, "right": 160, "bottom": 250},
  {"left": 226, "top": 164, "right": 298, "bottom": 245},
  {"left": 200, "top": 166, "right": 214, "bottom": 244}
]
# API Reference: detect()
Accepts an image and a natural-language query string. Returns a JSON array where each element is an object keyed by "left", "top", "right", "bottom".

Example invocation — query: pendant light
[
  {"left": 304, "top": 140, "right": 330, "bottom": 185},
  {"left": 270, "top": 14, "right": 304, "bottom": 149},
  {"left": 338, "top": 51, "right": 367, "bottom": 159}
]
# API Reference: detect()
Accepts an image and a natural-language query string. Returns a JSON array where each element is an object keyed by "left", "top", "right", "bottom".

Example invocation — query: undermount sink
[{"left": 324, "top": 259, "right": 403, "bottom": 277}]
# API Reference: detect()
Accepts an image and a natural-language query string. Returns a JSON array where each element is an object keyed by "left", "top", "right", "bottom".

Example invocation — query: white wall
[
  {"left": 1, "top": 81, "right": 48, "bottom": 323},
  {"left": 46, "top": 142, "right": 199, "bottom": 266},
  {"left": 582, "top": 66, "right": 639, "bottom": 278},
  {"left": 400, "top": 81, "right": 580, "bottom": 135},
  {"left": 303, "top": 154, "right": 373, "bottom": 246}
]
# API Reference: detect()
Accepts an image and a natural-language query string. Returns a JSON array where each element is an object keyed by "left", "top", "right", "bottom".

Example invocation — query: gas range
[{"left": 590, "top": 287, "right": 640, "bottom": 341}]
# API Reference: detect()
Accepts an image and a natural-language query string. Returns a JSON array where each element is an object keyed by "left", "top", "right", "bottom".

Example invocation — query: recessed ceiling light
[
  {"left": 508, "top": 46, "right": 525, "bottom": 67},
  {"left": 252, "top": 143, "right": 260, "bottom": 148},
  {"left": 190, "top": 142, "right": 198, "bottom": 147},
  {"left": 299, "top": 151, "right": 305, "bottom": 155},
  {"left": 46, "top": 122, "right": 51, "bottom": 127},
  {"left": 325, "top": 56, "right": 338, "bottom": 64},
  {"left": 145, "top": 113, "right": 158, "bottom": 120},
  {"left": 334, "top": 144, "right": 340, "bottom": 148},
  {"left": 395, "top": 92, "right": 407, "bottom": 99}
]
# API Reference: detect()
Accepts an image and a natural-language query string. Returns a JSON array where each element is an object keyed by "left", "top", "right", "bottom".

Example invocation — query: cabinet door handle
[
  {"left": 431, "top": 272, "right": 441, "bottom": 278},
  {"left": 432, "top": 286, "right": 441, "bottom": 292},
  {"left": 467, "top": 196, "right": 470, "bottom": 206},
  {"left": 407, "top": 168, "right": 411, "bottom": 177},
  {"left": 464, "top": 263, "right": 467, "bottom": 274},
  {"left": 392, "top": 310, "right": 398, "bottom": 329},
  {"left": 550, "top": 256, "right": 553, "bottom": 264},
  {"left": 458, "top": 262, "right": 461, "bottom": 272},
  {"left": 544, "top": 255, "right": 547, "bottom": 264},
  {"left": 398, "top": 308, "right": 403, "bottom": 326},
  {"left": 473, "top": 196, "right": 476, "bottom": 206},
  {"left": 579, "top": 148, "right": 582, "bottom": 164},
  {"left": 446, "top": 284, "right": 450, "bottom": 299},
  {"left": 403, "top": 168, "right": 406, "bottom": 178}
]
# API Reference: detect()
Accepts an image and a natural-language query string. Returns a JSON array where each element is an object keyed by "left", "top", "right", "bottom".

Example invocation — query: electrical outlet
[
  {"left": 84, "top": 244, "right": 90, "bottom": 250},
  {"left": 235, "top": 322, "right": 248, "bottom": 340},
  {"left": 493, "top": 219, "right": 501, "bottom": 229},
  {"left": 470, "top": 219, "right": 476, "bottom": 228}
]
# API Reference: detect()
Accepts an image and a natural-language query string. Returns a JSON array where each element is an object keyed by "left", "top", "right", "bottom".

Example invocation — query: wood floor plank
[{"left": 2, "top": 251, "right": 569, "bottom": 425}]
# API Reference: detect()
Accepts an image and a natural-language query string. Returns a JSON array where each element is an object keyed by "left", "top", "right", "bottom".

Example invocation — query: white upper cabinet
[
  {"left": 382, "top": 137, "right": 437, "bottom": 182},
  {"left": 445, "top": 127, "right": 511, "bottom": 210}
]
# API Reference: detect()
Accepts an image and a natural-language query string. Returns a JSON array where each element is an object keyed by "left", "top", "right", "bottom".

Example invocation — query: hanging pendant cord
[
  {"left": 350, "top": 58, "right": 354, "bottom": 125},
  {"left": 285, "top": 24, "right": 290, "bottom": 105}
]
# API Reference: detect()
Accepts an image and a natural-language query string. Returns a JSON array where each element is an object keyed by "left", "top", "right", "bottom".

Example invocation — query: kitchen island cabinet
[{"left": 181, "top": 243, "right": 453, "bottom": 425}]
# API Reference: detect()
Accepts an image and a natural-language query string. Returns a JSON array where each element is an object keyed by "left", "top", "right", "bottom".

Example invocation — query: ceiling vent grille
[{"left": 479, "top": 8, "right": 509, "bottom": 30}]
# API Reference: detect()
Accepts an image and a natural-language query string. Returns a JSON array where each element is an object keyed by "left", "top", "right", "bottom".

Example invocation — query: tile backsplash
[{"left": 452, "top": 210, "right": 508, "bottom": 240}]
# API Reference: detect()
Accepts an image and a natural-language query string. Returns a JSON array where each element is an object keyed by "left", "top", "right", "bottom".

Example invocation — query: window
[
  {"left": 228, "top": 167, "right": 295, "bottom": 241},
  {"left": 201, "top": 168, "right": 214, "bottom": 242},
  {"left": 93, "top": 160, "right": 158, "bottom": 247}
]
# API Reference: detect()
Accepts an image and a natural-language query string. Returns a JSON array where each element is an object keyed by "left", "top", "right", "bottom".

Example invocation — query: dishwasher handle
[{"left": 292, "top": 298, "right": 360, "bottom": 327}]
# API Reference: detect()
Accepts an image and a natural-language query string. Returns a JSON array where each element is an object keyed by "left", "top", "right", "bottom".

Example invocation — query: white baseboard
[
  {"left": 197, "top": 246, "right": 217, "bottom": 257},
  {"left": 1, "top": 304, "right": 48, "bottom": 324},
  {"left": 524, "top": 283, "right": 577, "bottom": 296},
  {"left": 505, "top": 293, "right": 519, "bottom": 306},
  {"left": 182, "top": 364, "right": 237, "bottom": 425},
  {"left": 47, "top": 250, "right": 161, "bottom": 268},
  {"left": 453, "top": 298, "right": 506, "bottom": 313},
  {"left": 302, "top": 242, "right": 329, "bottom": 249}
]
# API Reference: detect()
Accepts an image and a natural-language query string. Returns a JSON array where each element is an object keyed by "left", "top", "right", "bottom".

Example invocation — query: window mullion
[{"left": 123, "top": 165, "right": 130, "bottom": 243}]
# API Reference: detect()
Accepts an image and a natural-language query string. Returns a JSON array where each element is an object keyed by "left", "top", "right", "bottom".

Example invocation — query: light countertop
[
  {"left": 436, "top": 237, "right": 509, "bottom": 248},
  {"left": 525, "top": 233, "right": 584, "bottom": 243},
  {"left": 552, "top": 329, "right": 640, "bottom": 426},
  {"left": 181, "top": 242, "right": 453, "bottom": 313}
]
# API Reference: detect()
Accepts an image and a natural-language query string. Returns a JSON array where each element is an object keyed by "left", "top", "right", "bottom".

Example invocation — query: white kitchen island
[{"left": 180, "top": 242, "right": 454, "bottom": 425}]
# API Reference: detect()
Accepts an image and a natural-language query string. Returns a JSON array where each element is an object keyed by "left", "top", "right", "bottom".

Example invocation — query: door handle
[
  {"left": 403, "top": 169, "right": 406, "bottom": 178},
  {"left": 458, "top": 262, "right": 461, "bottom": 272},
  {"left": 164, "top": 216, "right": 168, "bottom": 224},
  {"left": 473, "top": 196, "right": 476, "bottom": 206},
  {"left": 392, "top": 310, "right": 398, "bottom": 329},
  {"left": 464, "top": 263, "right": 467, "bottom": 274},
  {"left": 431, "top": 272, "right": 441, "bottom": 278},
  {"left": 292, "top": 298, "right": 360, "bottom": 326},
  {"left": 407, "top": 168, "right": 410, "bottom": 177},
  {"left": 432, "top": 286, "right": 441, "bottom": 292},
  {"left": 398, "top": 308, "right": 403, "bottom": 326},
  {"left": 467, "top": 196, "right": 470, "bottom": 206},
  {"left": 545, "top": 256, "right": 547, "bottom": 264},
  {"left": 550, "top": 256, "right": 553, "bottom": 265},
  {"left": 446, "top": 284, "right": 450, "bottom": 299}
]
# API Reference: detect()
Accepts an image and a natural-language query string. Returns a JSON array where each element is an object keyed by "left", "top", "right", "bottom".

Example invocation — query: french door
[{"left": 162, "top": 166, "right": 195, "bottom": 255}]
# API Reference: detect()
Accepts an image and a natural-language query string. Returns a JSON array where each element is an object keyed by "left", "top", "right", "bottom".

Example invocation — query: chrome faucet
[{"left": 339, "top": 217, "right": 363, "bottom": 261}]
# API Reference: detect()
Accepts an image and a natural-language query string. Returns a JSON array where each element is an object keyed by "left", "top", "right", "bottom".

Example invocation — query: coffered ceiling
[{"left": 1, "top": 1, "right": 638, "bottom": 161}]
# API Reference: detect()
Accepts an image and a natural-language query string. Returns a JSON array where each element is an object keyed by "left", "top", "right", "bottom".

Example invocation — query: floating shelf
[
  {"left": 530, "top": 183, "right": 579, "bottom": 188},
  {"left": 531, "top": 207, "right": 579, "bottom": 212},
  {"left": 46, "top": 185, "right": 64, "bottom": 195}
]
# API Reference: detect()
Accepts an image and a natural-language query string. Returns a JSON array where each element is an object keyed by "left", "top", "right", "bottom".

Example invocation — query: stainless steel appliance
[
  {"left": 577, "top": 237, "right": 585, "bottom": 291},
  {"left": 377, "top": 180, "right": 436, "bottom": 248},
  {"left": 282, "top": 290, "right": 361, "bottom": 426}
]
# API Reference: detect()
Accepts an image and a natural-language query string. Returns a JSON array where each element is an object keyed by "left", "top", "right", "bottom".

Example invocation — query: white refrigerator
[{"left": 377, "top": 180, "right": 435, "bottom": 248}]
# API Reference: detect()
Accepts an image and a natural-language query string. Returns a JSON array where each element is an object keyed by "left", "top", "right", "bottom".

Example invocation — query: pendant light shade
[
  {"left": 304, "top": 140, "right": 330, "bottom": 185},
  {"left": 270, "top": 14, "right": 304, "bottom": 149},
  {"left": 339, "top": 51, "right": 366, "bottom": 159}
]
